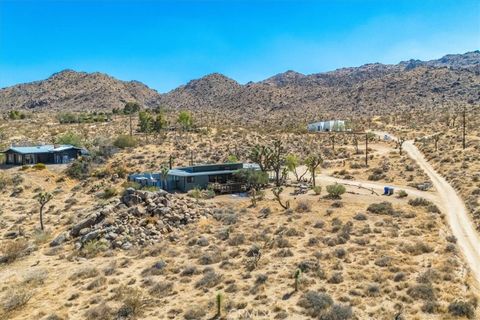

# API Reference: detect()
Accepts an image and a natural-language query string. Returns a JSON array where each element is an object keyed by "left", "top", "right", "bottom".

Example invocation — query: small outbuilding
[
  {"left": 2, "top": 145, "right": 87, "bottom": 165},
  {"left": 307, "top": 120, "right": 347, "bottom": 132}
]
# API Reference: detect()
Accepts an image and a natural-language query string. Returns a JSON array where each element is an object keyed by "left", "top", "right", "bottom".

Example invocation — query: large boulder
[{"left": 70, "top": 211, "right": 106, "bottom": 237}]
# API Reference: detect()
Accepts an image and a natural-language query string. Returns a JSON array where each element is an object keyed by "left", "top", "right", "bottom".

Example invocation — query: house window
[{"left": 187, "top": 176, "right": 194, "bottom": 183}]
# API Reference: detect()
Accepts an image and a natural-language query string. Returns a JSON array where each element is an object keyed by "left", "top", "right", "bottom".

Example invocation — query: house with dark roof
[
  {"left": 2, "top": 145, "right": 87, "bottom": 165},
  {"left": 129, "top": 163, "right": 260, "bottom": 193}
]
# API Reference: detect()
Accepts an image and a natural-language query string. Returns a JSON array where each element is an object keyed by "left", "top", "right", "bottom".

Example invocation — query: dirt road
[
  {"left": 376, "top": 132, "right": 480, "bottom": 286},
  {"left": 403, "top": 140, "right": 480, "bottom": 285}
]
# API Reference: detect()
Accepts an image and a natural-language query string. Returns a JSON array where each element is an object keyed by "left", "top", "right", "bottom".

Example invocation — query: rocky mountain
[
  {"left": 0, "top": 69, "right": 160, "bottom": 111},
  {"left": 1, "top": 51, "right": 479, "bottom": 124}
]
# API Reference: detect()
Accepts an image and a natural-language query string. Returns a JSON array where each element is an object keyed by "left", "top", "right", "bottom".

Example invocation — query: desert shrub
[
  {"left": 298, "top": 291, "right": 333, "bottom": 317},
  {"left": 367, "top": 202, "right": 395, "bottom": 215},
  {"left": 65, "top": 158, "right": 92, "bottom": 179},
  {"left": 0, "top": 173, "right": 12, "bottom": 190},
  {"left": 195, "top": 270, "right": 222, "bottom": 288},
  {"left": 69, "top": 267, "right": 99, "bottom": 280},
  {"left": 327, "top": 272, "right": 344, "bottom": 284},
  {"left": 397, "top": 190, "right": 408, "bottom": 198},
  {"left": 295, "top": 200, "right": 311, "bottom": 213},
  {"left": 312, "top": 185, "right": 322, "bottom": 195},
  {"left": 421, "top": 300, "right": 440, "bottom": 314},
  {"left": 448, "top": 301, "right": 475, "bottom": 319},
  {"left": 1, "top": 286, "right": 32, "bottom": 313},
  {"left": 56, "top": 131, "right": 83, "bottom": 147},
  {"left": 84, "top": 303, "right": 113, "bottom": 320},
  {"left": 408, "top": 197, "right": 432, "bottom": 207},
  {"left": 101, "top": 187, "right": 117, "bottom": 199},
  {"left": 400, "top": 241, "right": 433, "bottom": 255},
  {"left": 353, "top": 213, "right": 367, "bottom": 220},
  {"left": 407, "top": 283, "right": 435, "bottom": 300},
  {"left": 116, "top": 287, "right": 145, "bottom": 318},
  {"left": 81, "top": 240, "right": 109, "bottom": 258},
  {"left": 32, "top": 163, "right": 46, "bottom": 170},
  {"left": 149, "top": 281, "right": 173, "bottom": 298},
  {"left": 326, "top": 184, "right": 346, "bottom": 199},
  {"left": 319, "top": 304, "right": 353, "bottom": 320},
  {"left": 113, "top": 135, "right": 137, "bottom": 149},
  {"left": 184, "top": 307, "right": 206, "bottom": 320},
  {"left": 1, "top": 239, "right": 30, "bottom": 263}
]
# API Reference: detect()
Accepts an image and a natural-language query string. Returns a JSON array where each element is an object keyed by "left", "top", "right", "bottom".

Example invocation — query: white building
[{"left": 307, "top": 120, "right": 346, "bottom": 132}]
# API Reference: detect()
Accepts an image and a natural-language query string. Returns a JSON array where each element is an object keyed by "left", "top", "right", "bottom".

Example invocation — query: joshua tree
[
  {"left": 329, "top": 134, "right": 336, "bottom": 153},
  {"left": 34, "top": 192, "right": 53, "bottom": 231},
  {"left": 216, "top": 292, "right": 223, "bottom": 318},
  {"left": 294, "top": 269, "right": 302, "bottom": 292},
  {"left": 396, "top": 137, "right": 406, "bottom": 156},
  {"left": 432, "top": 133, "right": 442, "bottom": 152},
  {"left": 248, "top": 144, "right": 273, "bottom": 172},
  {"left": 305, "top": 154, "right": 323, "bottom": 187},
  {"left": 270, "top": 140, "right": 286, "bottom": 186},
  {"left": 160, "top": 165, "right": 169, "bottom": 189},
  {"left": 285, "top": 154, "right": 307, "bottom": 182},
  {"left": 272, "top": 187, "right": 290, "bottom": 210},
  {"left": 123, "top": 101, "right": 141, "bottom": 136}
]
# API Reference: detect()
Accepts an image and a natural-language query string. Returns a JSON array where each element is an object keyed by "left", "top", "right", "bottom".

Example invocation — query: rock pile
[{"left": 60, "top": 188, "right": 216, "bottom": 250}]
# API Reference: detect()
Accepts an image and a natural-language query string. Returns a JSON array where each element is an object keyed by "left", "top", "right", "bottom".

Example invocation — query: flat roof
[{"left": 3, "top": 145, "right": 83, "bottom": 154}]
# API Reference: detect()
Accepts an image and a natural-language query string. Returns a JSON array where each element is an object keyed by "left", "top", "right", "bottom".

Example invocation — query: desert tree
[
  {"left": 160, "top": 165, "right": 169, "bottom": 190},
  {"left": 294, "top": 269, "right": 302, "bottom": 292},
  {"left": 286, "top": 154, "right": 308, "bottom": 182},
  {"left": 216, "top": 292, "right": 223, "bottom": 318},
  {"left": 123, "top": 101, "right": 141, "bottom": 136},
  {"left": 432, "top": 133, "right": 442, "bottom": 152},
  {"left": 138, "top": 111, "right": 153, "bottom": 142},
  {"left": 272, "top": 187, "right": 290, "bottom": 210},
  {"left": 270, "top": 140, "right": 286, "bottom": 186},
  {"left": 177, "top": 111, "right": 193, "bottom": 131},
  {"left": 396, "top": 137, "right": 406, "bottom": 156},
  {"left": 305, "top": 154, "right": 323, "bottom": 187},
  {"left": 248, "top": 145, "right": 273, "bottom": 172},
  {"left": 152, "top": 112, "right": 167, "bottom": 140},
  {"left": 34, "top": 192, "right": 53, "bottom": 231}
]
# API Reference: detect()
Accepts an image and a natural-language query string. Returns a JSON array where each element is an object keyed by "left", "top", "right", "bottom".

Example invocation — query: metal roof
[
  {"left": 3, "top": 145, "right": 82, "bottom": 154},
  {"left": 168, "top": 163, "right": 260, "bottom": 177}
]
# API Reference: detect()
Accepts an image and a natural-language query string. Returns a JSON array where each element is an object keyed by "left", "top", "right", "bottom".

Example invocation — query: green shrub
[
  {"left": 397, "top": 190, "right": 408, "bottom": 198},
  {"left": 32, "top": 163, "right": 46, "bottom": 170},
  {"left": 408, "top": 197, "right": 431, "bottom": 207},
  {"left": 448, "top": 301, "right": 475, "bottom": 319},
  {"left": 102, "top": 187, "right": 118, "bottom": 199},
  {"left": 326, "top": 184, "right": 346, "bottom": 199},
  {"left": 113, "top": 135, "right": 137, "bottom": 149},
  {"left": 20, "top": 165, "right": 30, "bottom": 171},
  {"left": 312, "top": 186, "right": 322, "bottom": 195},
  {"left": 65, "top": 158, "right": 92, "bottom": 179},
  {"left": 56, "top": 131, "right": 83, "bottom": 147},
  {"left": 367, "top": 202, "right": 395, "bottom": 215}
]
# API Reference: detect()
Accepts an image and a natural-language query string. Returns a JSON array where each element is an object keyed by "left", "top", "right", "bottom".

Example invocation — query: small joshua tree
[
  {"left": 305, "top": 154, "right": 323, "bottom": 187},
  {"left": 34, "top": 192, "right": 53, "bottom": 231},
  {"left": 272, "top": 187, "right": 290, "bottom": 210},
  {"left": 294, "top": 269, "right": 302, "bottom": 292},
  {"left": 396, "top": 137, "right": 406, "bottom": 156},
  {"left": 216, "top": 292, "right": 223, "bottom": 317},
  {"left": 160, "top": 165, "right": 169, "bottom": 189}
]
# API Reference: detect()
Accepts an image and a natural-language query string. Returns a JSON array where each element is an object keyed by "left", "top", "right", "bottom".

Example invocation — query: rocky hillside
[
  {"left": 0, "top": 69, "right": 160, "bottom": 111},
  {"left": 1, "top": 51, "right": 479, "bottom": 124}
]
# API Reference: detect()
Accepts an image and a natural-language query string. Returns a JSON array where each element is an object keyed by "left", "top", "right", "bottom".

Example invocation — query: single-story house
[
  {"left": 307, "top": 120, "right": 346, "bottom": 132},
  {"left": 129, "top": 162, "right": 260, "bottom": 193},
  {"left": 2, "top": 145, "right": 87, "bottom": 165}
]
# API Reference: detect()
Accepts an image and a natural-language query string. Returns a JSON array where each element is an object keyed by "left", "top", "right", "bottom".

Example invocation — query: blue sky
[{"left": 0, "top": 0, "right": 479, "bottom": 92}]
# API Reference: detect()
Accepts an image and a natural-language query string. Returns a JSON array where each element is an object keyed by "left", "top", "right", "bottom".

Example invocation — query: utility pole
[
  {"left": 365, "top": 133, "right": 368, "bottom": 167},
  {"left": 129, "top": 112, "right": 133, "bottom": 137},
  {"left": 462, "top": 105, "right": 466, "bottom": 150}
]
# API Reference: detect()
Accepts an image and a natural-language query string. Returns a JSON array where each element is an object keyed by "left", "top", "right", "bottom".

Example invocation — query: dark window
[{"left": 187, "top": 176, "right": 194, "bottom": 183}]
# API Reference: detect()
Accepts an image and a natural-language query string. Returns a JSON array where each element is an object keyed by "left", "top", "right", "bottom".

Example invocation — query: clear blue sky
[{"left": 0, "top": 0, "right": 479, "bottom": 92}]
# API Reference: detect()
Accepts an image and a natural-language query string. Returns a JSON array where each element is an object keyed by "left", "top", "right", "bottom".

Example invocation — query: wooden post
[
  {"left": 462, "top": 105, "right": 466, "bottom": 150},
  {"left": 169, "top": 155, "right": 173, "bottom": 169},
  {"left": 365, "top": 133, "right": 368, "bottom": 167},
  {"left": 129, "top": 113, "right": 133, "bottom": 137}
]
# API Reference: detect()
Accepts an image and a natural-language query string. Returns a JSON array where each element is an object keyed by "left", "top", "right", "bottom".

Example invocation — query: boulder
[
  {"left": 70, "top": 211, "right": 106, "bottom": 237},
  {"left": 50, "top": 233, "right": 68, "bottom": 247}
]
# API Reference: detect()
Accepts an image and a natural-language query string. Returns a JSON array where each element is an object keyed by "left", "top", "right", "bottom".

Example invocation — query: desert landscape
[
  {"left": 0, "top": 1, "right": 479, "bottom": 318},
  {"left": 0, "top": 49, "right": 479, "bottom": 319}
]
